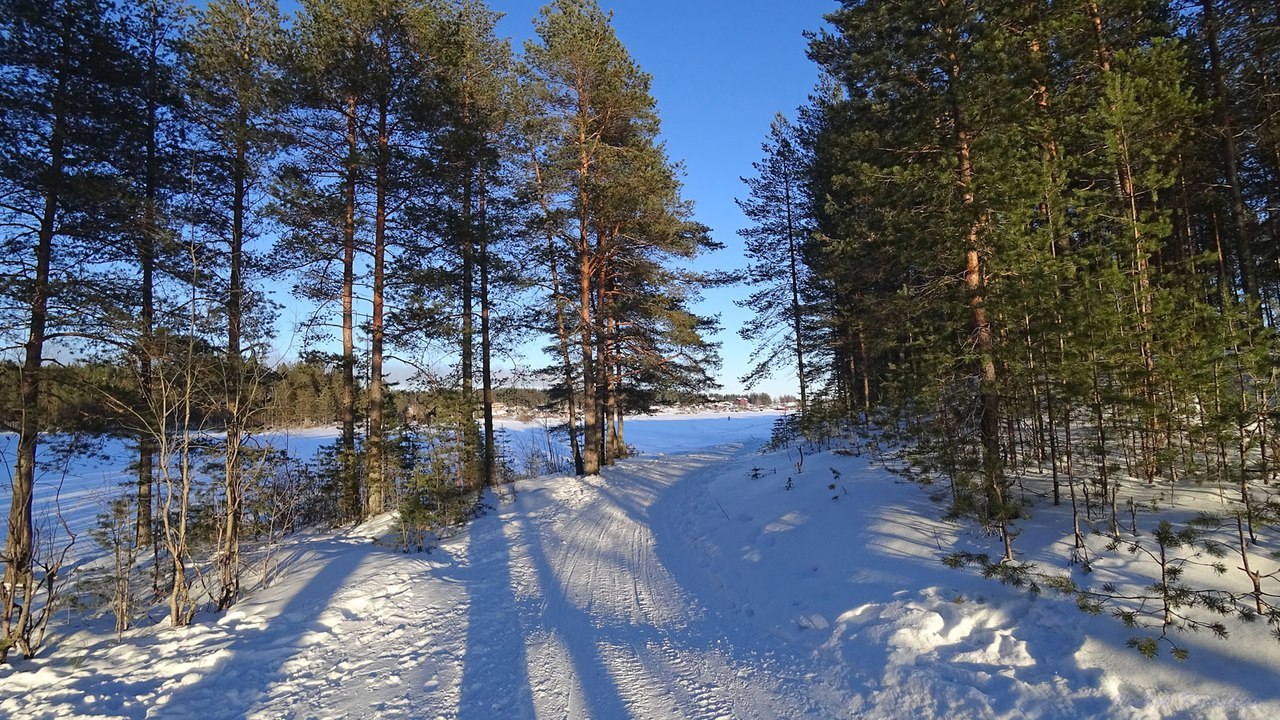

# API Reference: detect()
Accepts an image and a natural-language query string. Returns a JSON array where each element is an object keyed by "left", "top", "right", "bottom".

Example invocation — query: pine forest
[{"left": 4, "top": 0, "right": 1280, "bottom": 701}]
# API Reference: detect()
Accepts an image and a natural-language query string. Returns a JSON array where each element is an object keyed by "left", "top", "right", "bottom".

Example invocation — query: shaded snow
[{"left": 3, "top": 414, "right": 1280, "bottom": 718}]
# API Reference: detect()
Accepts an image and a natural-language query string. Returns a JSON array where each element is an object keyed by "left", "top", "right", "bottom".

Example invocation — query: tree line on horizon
[
  {"left": 737, "top": 0, "right": 1280, "bottom": 653},
  {"left": 0, "top": 361, "right": 781, "bottom": 433},
  {"left": 0, "top": 0, "right": 720, "bottom": 661}
]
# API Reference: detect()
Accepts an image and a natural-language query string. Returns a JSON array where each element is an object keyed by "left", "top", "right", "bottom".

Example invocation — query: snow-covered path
[
  {"left": 249, "top": 446, "right": 848, "bottom": 719},
  {"left": 5, "top": 433, "right": 1280, "bottom": 719}
]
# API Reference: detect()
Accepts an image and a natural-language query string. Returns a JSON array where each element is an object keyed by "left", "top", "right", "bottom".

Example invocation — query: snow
[
  {"left": 0, "top": 427, "right": 341, "bottom": 562},
  {"left": 3, "top": 413, "right": 1280, "bottom": 718}
]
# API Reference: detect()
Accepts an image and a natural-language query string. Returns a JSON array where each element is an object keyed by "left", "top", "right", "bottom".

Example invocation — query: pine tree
[
  {"left": 427, "top": 0, "right": 520, "bottom": 488},
  {"left": 0, "top": 0, "right": 137, "bottom": 659},
  {"left": 523, "top": 0, "right": 717, "bottom": 472},
  {"left": 282, "top": 0, "right": 389, "bottom": 520},
  {"left": 811, "top": 0, "right": 1043, "bottom": 558},
  {"left": 184, "top": 0, "right": 287, "bottom": 609},
  {"left": 99, "top": 0, "right": 192, "bottom": 610},
  {"left": 737, "top": 113, "right": 814, "bottom": 414}
]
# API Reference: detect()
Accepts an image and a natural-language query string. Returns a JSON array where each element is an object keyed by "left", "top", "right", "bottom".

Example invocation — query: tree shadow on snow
[
  {"left": 456, "top": 510, "right": 537, "bottom": 719},
  {"left": 142, "top": 538, "right": 367, "bottom": 719},
  {"left": 452, "top": 496, "right": 639, "bottom": 719}
]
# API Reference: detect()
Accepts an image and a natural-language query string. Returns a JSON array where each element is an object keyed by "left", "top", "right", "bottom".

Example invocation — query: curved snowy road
[
  {"left": 466, "top": 447, "right": 851, "bottom": 719},
  {"left": 245, "top": 443, "right": 855, "bottom": 718},
  {"left": 7, "top": 435, "right": 1280, "bottom": 719}
]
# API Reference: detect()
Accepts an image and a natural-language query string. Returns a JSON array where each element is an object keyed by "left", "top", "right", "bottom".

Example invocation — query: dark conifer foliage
[
  {"left": 787, "top": 0, "right": 1280, "bottom": 649},
  {"left": 0, "top": 0, "right": 145, "bottom": 660},
  {"left": 737, "top": 113, "right": 815, "bottom": 413}
]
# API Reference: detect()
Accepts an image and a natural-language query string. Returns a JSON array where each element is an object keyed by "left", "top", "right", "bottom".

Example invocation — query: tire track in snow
[
  {"left": 530, "top": 454, "right": 738, "bottom": 719},
  {"left": 517, "top": 447, "right": 849, "bottom": 719}
]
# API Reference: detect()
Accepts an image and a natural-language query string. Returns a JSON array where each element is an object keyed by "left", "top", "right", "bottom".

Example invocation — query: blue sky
[
  {"left": 499, "top": 1, "right": 834, "bottom": 398},
  {"left": 499, "top": 1, "right": 835, "bottom": 398},
  {"left": 273, "top": 0, "right": 835, "bottom": 398}
]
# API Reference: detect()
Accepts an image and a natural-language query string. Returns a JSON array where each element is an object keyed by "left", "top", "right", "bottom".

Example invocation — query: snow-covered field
[{"left": 4, "top": 413, "right": 1280, "bottom": 718}]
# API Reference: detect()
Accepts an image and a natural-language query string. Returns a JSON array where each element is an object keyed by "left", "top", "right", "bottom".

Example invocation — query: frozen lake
[{"left": 0, "top": 411, "right": 786, "bottom": 555}]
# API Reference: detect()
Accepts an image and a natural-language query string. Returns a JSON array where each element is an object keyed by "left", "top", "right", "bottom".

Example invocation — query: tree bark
[
  {"left": 136, "top": 22, "right": 160, "bottom": 550},
  {"left": 781, "top": 145, "right": 808, "bottom": 414},
  {"left": 532, "top": 153, "right": 584, "bottom": 475},
  {"left": 579, "top": 254, "right": 601, "bottom": 475},
  {"left": 461, "top": 169, "right": 481, "bottom": 490},
  {"left": 341, "top": 93, "right": 359, "bottom": 520},
  {"left": 576, "top": 77, "right": 601, "bottom": 476},
  {"left": 1202, "top": 0, "right": 1257, "bottom": 301},
  {"left": 216, "top": 91, "right": 248, "bottom": 611},
  {"left": 3, "top": 37, "right": 68, "bottom": 658},
  {"left": 367, "top": 88, "right": 389, "bottom": 517},
  {"left": 943, "top": 5, "right": 1009, "bottom": 560},
  {"left": 478, "top": 169, "right": 497, "bottom": 486}
]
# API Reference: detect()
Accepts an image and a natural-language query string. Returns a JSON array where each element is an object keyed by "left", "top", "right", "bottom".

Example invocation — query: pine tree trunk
[
  {"left": 341, "top": 94, "right": 359, "bottom": 520},
  {"left": 605, "top": 324, "right": 623, "bottom": 462},
  {"left": 137, "top": 66, "right": 158, "bottom": 551},
  {"left": 3, "top": 54, "right": 68, "bottom": 657},
  {"left": 367, "top": 94, "right": 389, "bottom": 516},
  {"left": 552, "top": 268, "right": 583, "bottom": 476},
  {"left": 217, "top": 99, "right": 249, "bottom": 611},
  {"left": 576, "top": 111, "right": 601, "bottom": 474},
  {"left": 579, "top": 260, "right": 600, "bottom": 475},
  {"left": 533, "top": 153, "right": 584, "bottom": 475},
  {"left": 4, "top": 167, "right": 55, "bottom": 662},
  {"left": 782, "top": 159, "right": 807, "bottom": 414},
  {"left": 1202, "top": 0, "right": 1257, "bottom": 301},
  {"left": 478, "top": 171, "right": 497, "bottom": 487},
  {"left": 573, "top": 69, "right": 603, "bottom": 476},
  {"left": 460, "top": 166, "right": 478, "bottom": 488},
  {"left": 134, "top": 11, "right": 170, "bottom": 551},
  {"left": 857, "top": 324, "right": 871, "bottom": 412},
  {"left": 945, "top": 23, "right": 1009, "bottom": 560},
  {"left": 597, "top": 266, "right": 618, "bottom": 464},
  {"left": 614, "top": 386, "right": 626, "bottom": 453}
]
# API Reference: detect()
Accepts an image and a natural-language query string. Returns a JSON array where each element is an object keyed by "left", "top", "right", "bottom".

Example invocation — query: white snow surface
[{"left": 3, "top": 413, "right": 1280, "bottom": 719}]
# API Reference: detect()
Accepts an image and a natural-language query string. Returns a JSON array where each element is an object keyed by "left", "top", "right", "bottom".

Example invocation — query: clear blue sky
[{"left": 273, "top": 0, "right": 835, "bottom": 398}]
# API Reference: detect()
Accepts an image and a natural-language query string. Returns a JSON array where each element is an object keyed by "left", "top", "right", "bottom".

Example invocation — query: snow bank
[{"left": 2, "top": 421, "right": 1278, "bottom": 718}]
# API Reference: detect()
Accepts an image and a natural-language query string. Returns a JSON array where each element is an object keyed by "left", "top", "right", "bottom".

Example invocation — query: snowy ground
[{"left": 4, "top": 414, "right": 1280, "bottom": 718}]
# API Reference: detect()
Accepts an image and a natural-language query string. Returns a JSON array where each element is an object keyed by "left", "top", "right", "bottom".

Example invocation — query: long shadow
[
  {"left": 629, "top": 452, "right": 834, "bottom": 672},
  {"left": 449, "top": 450, "right": 844, "bottom": 717},
  {"left": 578, "top": 450, "right": 852, "bottom": 715},
  {"left": 456, "top": 507, "right": 537, "bottom": 720},
  {"left": 143, "top": 538, "right": 368, "bottom": 718},
  {"left": 517, "top": 516, "right": 639, "bottom": 719}
]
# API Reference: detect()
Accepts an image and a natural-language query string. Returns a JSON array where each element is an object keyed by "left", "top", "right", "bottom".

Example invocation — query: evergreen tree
[
  {"left": 811, "top": 0, "right": 1041, "bottom": 558},
  {"left": 736, "top": 112, "right": 814, "bottom": 414},
  {"left": 421, "top": 0, "right": 521, "bottom": 489},
  {"left": 0, "top": 0, "right": 138, "bottom": 660},
  {"left": 281, "top": 0, "right": 387, "bottom": 520},
  {"left": 523, "top": 0, "right": 718, "bottom": 473},
  {"left": 184, "top": 0, "right": 287, "bottom": 610}
]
